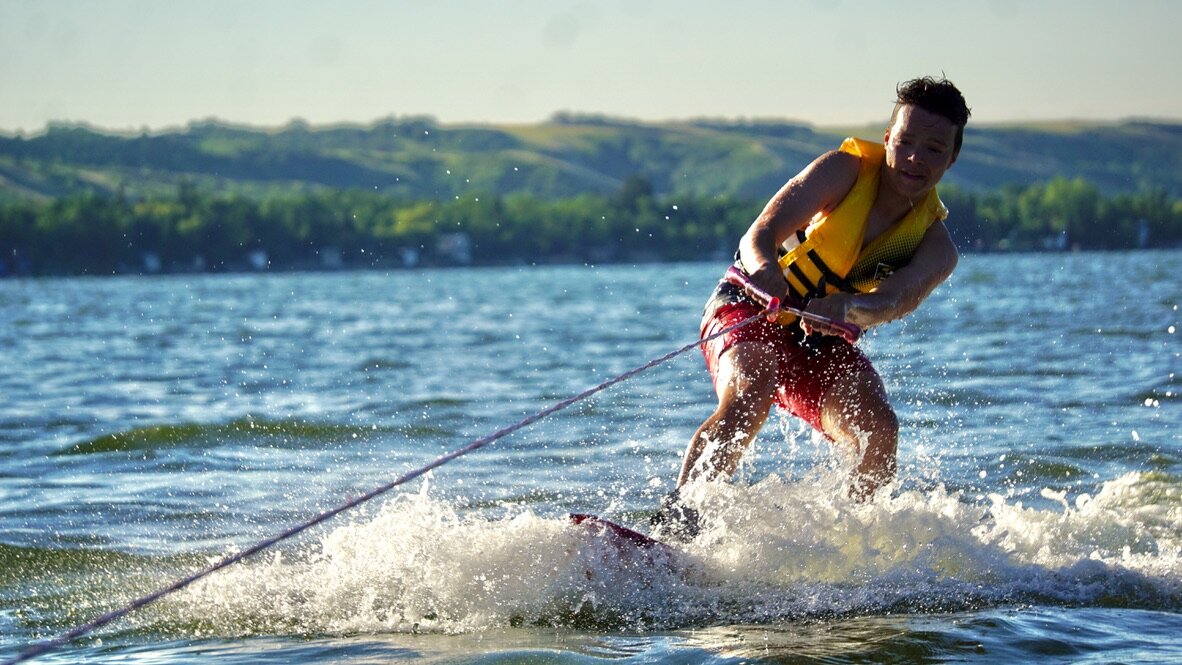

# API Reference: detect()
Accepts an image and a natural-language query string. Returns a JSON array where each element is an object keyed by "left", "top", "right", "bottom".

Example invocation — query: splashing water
[{"left": 153, "top": 470, "right": 1180, "bottom": 640}]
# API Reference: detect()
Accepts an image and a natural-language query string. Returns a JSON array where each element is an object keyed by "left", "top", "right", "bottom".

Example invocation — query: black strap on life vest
[
  {"left": 806, "top": 247, "right": 856, "bottom": 294},
  {"left": 790, "top": 230, "right": 858, "bottom": 297},
  {"left": 785, "top": 261, "right": 816, "bottom": 300}
]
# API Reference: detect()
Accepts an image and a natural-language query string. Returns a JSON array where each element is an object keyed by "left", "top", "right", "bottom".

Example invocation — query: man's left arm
[{"left": 804, "top": 221, "right": 959, "bottom": 332}]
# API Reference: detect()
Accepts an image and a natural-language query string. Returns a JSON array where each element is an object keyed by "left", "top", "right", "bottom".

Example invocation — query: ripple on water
[{"left": 54, "top": 418, "right": 397, "bottom": 455}]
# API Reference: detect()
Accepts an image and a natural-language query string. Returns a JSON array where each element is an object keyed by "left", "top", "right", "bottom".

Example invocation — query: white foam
[{"left": 164, "top": 471, "right": 1182, "bottom": 636}]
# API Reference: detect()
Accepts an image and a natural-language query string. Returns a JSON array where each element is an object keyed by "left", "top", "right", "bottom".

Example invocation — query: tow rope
[{"left": 5, "top": 271, "right": 853, "bottom": 664}]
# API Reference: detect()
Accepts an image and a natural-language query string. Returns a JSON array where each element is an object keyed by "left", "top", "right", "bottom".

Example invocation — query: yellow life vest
[{"left": 774, "top": 137, "right": 948, "bottom": 325}]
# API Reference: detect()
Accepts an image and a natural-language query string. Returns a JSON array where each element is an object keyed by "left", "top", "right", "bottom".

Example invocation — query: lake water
[{"left": 1, "top": 252, "right": 1180, "bottom": 663}]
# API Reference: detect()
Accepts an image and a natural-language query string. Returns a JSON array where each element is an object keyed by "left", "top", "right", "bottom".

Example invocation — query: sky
[{"left": 2, "top": 0, "right": 1180, "bottom": 134}]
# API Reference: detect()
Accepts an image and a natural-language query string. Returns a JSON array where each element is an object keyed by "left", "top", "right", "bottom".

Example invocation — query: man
[{"left": 655, "top": 77, "right": 970, "bottom": 540}]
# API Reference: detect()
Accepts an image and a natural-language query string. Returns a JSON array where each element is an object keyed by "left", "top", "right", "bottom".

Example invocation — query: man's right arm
[{"left": 737, "top": 150, "right": 861, "bottom": 299}]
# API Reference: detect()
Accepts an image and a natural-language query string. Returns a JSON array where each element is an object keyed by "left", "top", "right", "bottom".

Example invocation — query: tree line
[{"left": 1, "top": 175, "right": 1179, "bottom": 276}]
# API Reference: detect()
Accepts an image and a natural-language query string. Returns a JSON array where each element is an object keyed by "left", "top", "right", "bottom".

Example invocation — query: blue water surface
[{"left": 1, "top": 252, "right": 1180, "bottom": 663}]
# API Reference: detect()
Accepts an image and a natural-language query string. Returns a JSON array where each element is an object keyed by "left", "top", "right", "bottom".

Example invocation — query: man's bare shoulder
[
  {"left": 796, "top": 149, "right": 861, "bottom": 210},
  {"left": 814, "top": 148, "right": 861, "bottom": 171}
]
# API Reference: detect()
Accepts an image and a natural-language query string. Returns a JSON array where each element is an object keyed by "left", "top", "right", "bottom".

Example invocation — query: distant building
[
  {"left": 1041, "top": 231, "right": 1068, "bottom": 251},
  {"left": 142, "top": 252, "right": 162, "bottom": 274},
  {"left": 400, "top": 247, "right": 420, "bottom": 268},
  {"left": 319, "top": 246, "right": 344, "bottom": 269},
  {"left": 248, "top": 250, "right": 269, "bottom": 271},
  {"left": 436, "top": 232, "right": 472, "bottom": 264}
]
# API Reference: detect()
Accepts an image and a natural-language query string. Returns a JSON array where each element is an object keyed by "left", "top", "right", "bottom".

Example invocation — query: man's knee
[
  {"left": 821, "top": 370, "right": 896, "bottom": 437},
  {"left": 717, "top": 342, "right": 779, "bottom": 405}
]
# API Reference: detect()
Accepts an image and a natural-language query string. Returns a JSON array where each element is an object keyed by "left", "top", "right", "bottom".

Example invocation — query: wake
[{"left": 154, "top": 470, "right": 1182, "bottom": 635}]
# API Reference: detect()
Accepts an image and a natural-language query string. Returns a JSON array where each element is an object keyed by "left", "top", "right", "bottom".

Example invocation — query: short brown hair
[{"left": 892, "top": 76, "right": 971, "bottom": 156}]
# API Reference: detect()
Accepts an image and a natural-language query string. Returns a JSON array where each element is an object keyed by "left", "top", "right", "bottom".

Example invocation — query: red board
[{"left": 569, "top": 513, "right": 675, "bottom": 554}]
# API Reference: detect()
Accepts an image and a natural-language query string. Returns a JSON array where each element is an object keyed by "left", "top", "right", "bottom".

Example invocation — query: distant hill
[{"left": 1, "top": 115, "right": 1179, "bottom": 203}]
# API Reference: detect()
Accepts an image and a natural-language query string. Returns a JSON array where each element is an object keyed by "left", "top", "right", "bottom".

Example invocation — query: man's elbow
[{"left": 940, "top": 247, "right": 960, "bottom": 281}]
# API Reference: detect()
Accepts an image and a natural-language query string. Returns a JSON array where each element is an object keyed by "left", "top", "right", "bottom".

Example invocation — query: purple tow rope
[
  {"left": 5, "top": 305, "right": 775, "bottom": 665},
  {"left": 723, "top": 266, "right": 862, "bottom": 343}
]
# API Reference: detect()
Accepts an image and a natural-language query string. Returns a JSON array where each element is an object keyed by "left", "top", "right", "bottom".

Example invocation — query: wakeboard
[{"left": 569, "top": 513, "right": 677, "bottom": 559}]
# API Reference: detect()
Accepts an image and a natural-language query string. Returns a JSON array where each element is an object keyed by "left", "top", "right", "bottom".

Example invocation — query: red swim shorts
[{"left": 699, "top": 301, "right": 877, "bottom": 432}]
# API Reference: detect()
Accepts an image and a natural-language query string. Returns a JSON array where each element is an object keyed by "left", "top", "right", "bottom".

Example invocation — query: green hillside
[
  {"left": 2, "top": 115, "right": 1179, "bottom": 204},
  {"left": 3, "top": 115, "right": 1180, "bottom": 276}
]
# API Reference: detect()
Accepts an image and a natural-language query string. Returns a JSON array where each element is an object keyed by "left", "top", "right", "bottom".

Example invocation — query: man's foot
[{"left": 649, "top": 489, "right": 700, "bottom": 543}]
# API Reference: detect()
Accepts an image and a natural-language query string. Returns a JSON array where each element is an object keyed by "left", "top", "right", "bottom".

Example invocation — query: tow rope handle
[{"left": 723, "top": 266, "right": 863, "bottom": 344}]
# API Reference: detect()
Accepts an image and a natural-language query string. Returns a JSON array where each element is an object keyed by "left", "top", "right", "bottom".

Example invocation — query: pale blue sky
[{"left": 2, "top": 0, "right": 1179, "bottom": 133}]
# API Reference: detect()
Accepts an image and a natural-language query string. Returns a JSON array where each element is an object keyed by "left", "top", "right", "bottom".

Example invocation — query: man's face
[{"left": 882, "top": 105, "right": 959, "bottom": 200}]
